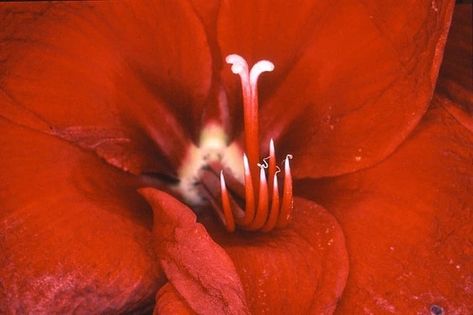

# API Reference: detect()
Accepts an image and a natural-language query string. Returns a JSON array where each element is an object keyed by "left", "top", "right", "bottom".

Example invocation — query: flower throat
[{"left": 177, "top": 54, "right": 293, "bottom": 232}]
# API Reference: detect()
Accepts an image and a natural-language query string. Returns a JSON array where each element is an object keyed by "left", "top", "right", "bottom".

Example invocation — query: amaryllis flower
[{"left": 0, "top": 0, "right": 467, "bottom": 314}]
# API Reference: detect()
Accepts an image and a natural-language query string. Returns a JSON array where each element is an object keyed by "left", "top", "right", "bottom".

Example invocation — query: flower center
[{"left": 177, "top": 54, "right": 293, "bottom": 232}]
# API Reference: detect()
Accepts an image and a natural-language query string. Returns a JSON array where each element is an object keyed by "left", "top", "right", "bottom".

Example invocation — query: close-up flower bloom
[{"left": 0, "top": 1, "right": 471, "bottom": 314}]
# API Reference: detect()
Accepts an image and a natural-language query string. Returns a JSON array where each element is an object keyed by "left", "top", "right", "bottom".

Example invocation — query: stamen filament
[
  {"left": 262, "top": 173, "right": 280, "bottom": 232},
  {"left": 277, "top": 155, "right": 293, "bottom": 228},
  {"left": 248, "top": 166, "right": 269, "bottom": 230},
  {"left": 267, "top": 139, "right": 277, "bottom": 202},
  {"left": 242, "top": 154, "right": 255, "bottom": 225},
  {"left": 219, "top": 172, "right": 236, "bottom": 232}
]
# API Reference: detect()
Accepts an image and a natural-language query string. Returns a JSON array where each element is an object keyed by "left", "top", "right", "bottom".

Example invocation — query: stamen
[
  {"left": 277, "top": 155, "right": 293, "bottom": 228},
  {"left": 241, "top": 154, "right": 255, "bottom": 225},
  {"left": 261, "top": 173, "right": 280, "bottom": 232},
  {"left": 248, "top": 165, "right": 269, "bottom": 230},
  {"left": 219, "top": 172, "right": 236, "bottom": 232},
  {"left": 267, "top": 139, "right": 277, "bottom": 201}
]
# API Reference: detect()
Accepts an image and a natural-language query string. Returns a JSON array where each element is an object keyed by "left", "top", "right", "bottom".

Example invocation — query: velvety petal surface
[
  {"left": 143, "top": 189, "right": 349, "bottom": 314},
  {"left": 0, "top": 120, "right": 161, "bottom": 313},
  {"left": 437, "top": 4, "right": 473, "bottom": 132},
  {"left": 217, "top": 0, "right": 455, "bottom": 177},
  {"left": 299, "top": 100, "right": 473, "bottom": 313},
  {"left": 205, "top": 197, "right": 348, "bottom": 314},
  {"left": 141, "top": 189, "right": 250, "bottom": 315},
  {"left": 154, "top": 283, "right": 196, "bottom": 315},
  {"left": 0, "top": 0, "right": 212, "bottom": 174}
]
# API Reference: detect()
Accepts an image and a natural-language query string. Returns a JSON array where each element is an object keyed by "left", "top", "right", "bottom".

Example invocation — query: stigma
[{"left": 177, "top": 54, "right": 294, "bottom": 233}]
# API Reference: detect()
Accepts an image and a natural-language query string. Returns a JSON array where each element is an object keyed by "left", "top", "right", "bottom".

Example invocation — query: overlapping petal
[
  {"left": 0, "top": 0, "right": 212, "bottom": 174},
  {"left": 154, "top": 283, "right": 195, "bottom": 315},
  {"left": 141, "top": 189, "right": 250, "bottom": 315},
  {"left": 143, "top": 189, "right": 349, "bottom": 314},
  {"left": 437, "top": 4, "right": 473, "bottom": 132},
  {"left": 217, "top": 0, "right": 455, "bottom": 177},
  {"left": 299, "top": 101, "right": 473, "bottom": 313},
  {"left": 0, "top": 120, "right": 161, "bottom": 313}
]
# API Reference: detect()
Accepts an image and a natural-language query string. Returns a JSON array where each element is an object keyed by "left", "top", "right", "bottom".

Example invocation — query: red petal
[
  {"left": 437, "top": 4, "right": 473, "bottom": 132},
  {"left": 143, "top": 188, "right": 349, "bottom": 314},
  {"left": 140, "top": 188, "right": 250, "bottom": 315},
  {"left": 154, "top": 283, "right": 196, "bottom": 315},
  {"left": 0, "top": 120, "right": 161, "bottom": 312},
  {"left": 300, "top": 101, "right": 473, "bottom": 313},
  {"left": 0, "top": 1, "right": 212, "bottom": 172},
  {"left": 208, "top": 197, "right": 349, "bottom": 314},
  {"left": 217, "top": 0, "right": 455, "bottom": 177}
]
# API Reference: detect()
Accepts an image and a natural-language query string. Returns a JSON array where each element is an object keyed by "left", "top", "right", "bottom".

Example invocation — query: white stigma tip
[
  {"left": 253, "top": 60, "right": 275, "bottom": 73},
  {"left": 250, "top": 60, "right": 275, "bottom": 87},
  {"left": 226, "top": 54, "right": 249, "bottom": 75},
  {"left": 231, "top": 64, "right": 243, "bottom": 74}
]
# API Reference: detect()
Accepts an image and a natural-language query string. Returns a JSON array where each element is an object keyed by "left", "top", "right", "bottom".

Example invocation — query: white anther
[
  {"left": 257, "top": 161, "right": 268, "bottom": 169},
  {"left": 275, "top": 166, "right": 282, "bottom": 176},
  {"left": 259, "top": 156, "right": 271, "bottom": 169}
]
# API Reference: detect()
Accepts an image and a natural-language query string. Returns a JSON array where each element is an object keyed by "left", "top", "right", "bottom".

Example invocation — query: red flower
[{"left": 1, "top": 1, "right": 469, "bottom": 314}]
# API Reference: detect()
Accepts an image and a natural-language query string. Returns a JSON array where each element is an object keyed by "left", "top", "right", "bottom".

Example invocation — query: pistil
[{"left": 225, "top": 54, "right": 274, "bottom": 188}]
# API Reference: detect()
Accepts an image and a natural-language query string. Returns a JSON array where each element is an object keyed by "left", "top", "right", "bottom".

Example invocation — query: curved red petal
[
  {"left": 0, "top": 1, "right": 212, "bottom": 172},
  {"left": 217, "top": 0, "right": 454, "bottom": 177},
  {"left": 0, "top": 120, "right": 161, "bottom": 312},
  {"left": 140, "top": 188, "right": 250, "bottom": 315},
  {"left": 208, "top": 197, "right": 349, "bottom": 314},
  {"left": 147, "top": 189, "right": 349, "bottom": 314},
  {"left": 437, "top": 4, "right": 473, "bottom": 132},
  {"left": 300, "top": 101, "right": 473, "bottom": 313}
]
